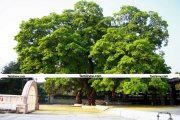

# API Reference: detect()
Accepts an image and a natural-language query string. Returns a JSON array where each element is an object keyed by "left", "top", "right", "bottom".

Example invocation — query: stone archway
[
  {"left": 0, "top": 80, "right": 39, "bottom": 113},
  {"left": 21, "top": 80, "right": 39, "bottom": 113}
]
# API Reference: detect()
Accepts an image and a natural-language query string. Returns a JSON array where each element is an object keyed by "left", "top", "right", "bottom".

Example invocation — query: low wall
[
  {"left": 0, "top": 80, "right": 39, "bottom": 113},
  {"left": 0, "top": 94, "right": 23, "bottom": 110}
]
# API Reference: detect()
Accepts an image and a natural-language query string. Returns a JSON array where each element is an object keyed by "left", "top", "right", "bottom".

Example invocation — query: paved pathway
[
  {"left": 105, "top": 107, "right": 180, "bottom": 120},
  {"left": 149, "top": 107, "right": 180, "bottom": 115},
  {"left": 1, "top": 106, "right": 180, "bottom": 120},
  {"left": 0, "top": 113, "right": 129, "bottom": 120}
]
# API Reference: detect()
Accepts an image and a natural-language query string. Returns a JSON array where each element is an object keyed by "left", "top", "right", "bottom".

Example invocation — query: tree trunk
[
  {"left": 111, "top": 88, "right": 116, "bottom": 105},
  {"left": 112, "top": 88, "right": 116, "bottom": 99},
  {"left": 87, "top": 87, "right": 96, "bottom": 106},
  {"left": 48, "top": 95, "right": 50, "bottom": 104},
  {"left": 76, "top": 90, "right": 82, "bottom": 104},
  {"left": 81, "top": 77, "right": 96, "bottom": 106},
  {"left": 88, "top": 58, "right": 94, "bottom": 73}
]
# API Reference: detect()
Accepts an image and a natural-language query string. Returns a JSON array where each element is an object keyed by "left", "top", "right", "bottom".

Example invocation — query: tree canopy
[
  {"left": 0, "top": 61, "right": 26, "bottom": 95},
  {"left": 1, "top": 61, "right": 20, "bottom": 74},
  {"left": 14, "top": 0, "right": 171, "bottom": 104},
  {"left": 90, "top": 5, "right": 170, "bottom": 96}
]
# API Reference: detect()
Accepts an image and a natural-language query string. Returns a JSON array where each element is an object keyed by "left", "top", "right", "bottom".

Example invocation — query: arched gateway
[
  {"left": 20, "top": 80, "right": 39, "bottom": 113},
  {"left": 0, "top": 80, "right": 39, "bottom": 113}
]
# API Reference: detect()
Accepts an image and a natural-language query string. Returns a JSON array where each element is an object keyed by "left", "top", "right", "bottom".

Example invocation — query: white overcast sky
[{"left": 0, "top": 0, "right": 179, "bottom": 73}]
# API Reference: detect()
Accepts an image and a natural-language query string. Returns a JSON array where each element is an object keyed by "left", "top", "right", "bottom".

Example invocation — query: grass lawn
[
  {"left": 34, "top": 104, "right": 178, "bottom": 115},
  {"left": 34, "top": 104, "right": 101, "bottom": 114}
]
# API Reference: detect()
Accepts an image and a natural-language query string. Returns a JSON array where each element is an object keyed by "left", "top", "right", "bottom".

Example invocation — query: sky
[{"left": 0, "top": 0, "right": 179, "bottom": 73}]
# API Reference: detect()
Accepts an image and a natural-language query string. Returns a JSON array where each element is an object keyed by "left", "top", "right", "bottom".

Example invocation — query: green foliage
[
  {"left": 54, "top": 78, "right": 79, "bottom": 94},
  {"left": 1, "top": 61, "right": 20, "bottom": 74},
  {"left": 149, "top": 78, "right": 170, "bottom": 96},
  {"left": 90, "top": 5, "right": 170, "bottom": 95},
  {"left": 91, "top": 78, "right": 114, "bottom": 92},
  {"left": 43, "top": 78, "right": 58, "bottom": 97},
  {"left": 116, "top": 78, "right": 148, "bottom": 95},
  {"left": 15, "top": 1, "right": 171, "bottom": 97},
  {"left": 15, "top": 1, "right": 105, "bottom": 74},
  {"left": 0, "top": 61, "right": 26, "bottom": 95}
]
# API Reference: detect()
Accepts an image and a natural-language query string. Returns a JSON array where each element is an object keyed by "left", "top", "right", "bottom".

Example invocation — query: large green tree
[
  {"left": 90, "top": 6, "right": 170, "bottom": 100},
  {"left": 15, "top": 0, "right": 108, "bottom": 105},
  {"left": 15, "top": 1, "right": 170, "bottom": 105}
]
